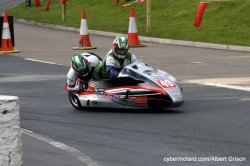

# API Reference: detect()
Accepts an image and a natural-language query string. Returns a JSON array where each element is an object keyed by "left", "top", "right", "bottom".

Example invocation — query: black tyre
[
  {"left": 148, "top": 100, "right": 165, "bottom": 110},
  {"left": 68, "top": 91, "right": 82, "bottom": 110}
]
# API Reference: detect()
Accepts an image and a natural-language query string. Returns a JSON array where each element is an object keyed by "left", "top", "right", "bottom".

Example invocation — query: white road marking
[
  {"left": 239, "top": 98, "right": 250, "bottom": 101},
  {"left": 0, "top": 75, "right": 65, "bottom": 83},
  {"left": 190, "top": 61, "right": 204, "bottom": 64},
  {"left": 182, "top": 80, "right": 250, "bottom": 92},
  {"left": 24, "top": 58, "right": 67, "bottom": 66},
  {"left": 21, "top": 128, "right": 101, "bottom": 166},
  {"left": 23, "top": 58, "right": 102, "bottom": 166}
]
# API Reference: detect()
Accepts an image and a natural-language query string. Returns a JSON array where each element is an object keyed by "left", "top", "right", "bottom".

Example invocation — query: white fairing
[{"left": 119, "top": 60, "right": 184, "bottom": 107}]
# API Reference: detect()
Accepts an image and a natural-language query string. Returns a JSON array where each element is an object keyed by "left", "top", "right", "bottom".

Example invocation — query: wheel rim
[{"left": 69, "top": 92, "right": 80, "bottom": 108}]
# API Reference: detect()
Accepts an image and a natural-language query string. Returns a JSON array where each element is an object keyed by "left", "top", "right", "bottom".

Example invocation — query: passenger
[{"left": 66, "top": 52, "right": 101, "bottom": 91}]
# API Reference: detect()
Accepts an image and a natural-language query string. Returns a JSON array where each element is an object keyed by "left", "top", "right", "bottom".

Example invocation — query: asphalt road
[
  {"left": 1, "top": 54, "right": 250, "bottom": 166},
  {"left": 1, "top": 1, "right": 250, "bottom": 166}
]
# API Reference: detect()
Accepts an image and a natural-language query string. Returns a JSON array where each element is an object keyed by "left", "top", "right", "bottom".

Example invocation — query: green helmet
[
  {"left": 112, "top": 36, "right": 129, "bottom": 59},
  {"left": 71, "top": 54, "right": 90, "bottom": 76}
]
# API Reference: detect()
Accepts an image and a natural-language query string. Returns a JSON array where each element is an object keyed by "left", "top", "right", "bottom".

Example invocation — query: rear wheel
[{"left": 68, "top": 91, "right": 82, "bottom": 110}]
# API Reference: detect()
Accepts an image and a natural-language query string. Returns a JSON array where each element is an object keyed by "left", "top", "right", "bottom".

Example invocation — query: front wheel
[{"left": 68, "top": 91, "right": 82, "bottom": 110}]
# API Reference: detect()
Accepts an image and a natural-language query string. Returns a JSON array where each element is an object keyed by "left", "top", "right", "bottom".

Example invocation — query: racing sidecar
[{"left": 67, "top": 60, "right": 184, "bottom": 110}]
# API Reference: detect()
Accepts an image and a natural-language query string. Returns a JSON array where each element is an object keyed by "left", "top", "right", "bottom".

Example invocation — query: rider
[
  {"left": 66, "top": 52, "right": 101, "bottom": 91},
  {"left": 94, "top": 36, "right": 137, "bottom": 79}
]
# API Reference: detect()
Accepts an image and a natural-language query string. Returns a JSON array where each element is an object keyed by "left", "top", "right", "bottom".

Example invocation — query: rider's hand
[
  {"left": 74, "top": 84, "right": 81, "bottom": 91},
  {"left": 68, "top": 84, "right": 80, "bottom": 91},
  {"left": 75, "top": 79, "right": 87, "bottom": 91},
  {"left": 80, "top": 84, "right": 86, "bottom": 91}
]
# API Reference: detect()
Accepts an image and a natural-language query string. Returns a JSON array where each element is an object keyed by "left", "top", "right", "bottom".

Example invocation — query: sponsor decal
[
  {"left": 105, "top": 93, "right": 147, "bottom": 105},
  {"left": 112, "top": 95, "right": 121, "bottom": 102},
  {"left": 95, "top": 88, "right": 105, "bottom": 93},
  {"left": 106, "top": 94, "right": 122, "bottom": 101},
  {"left": 131, "top": 96, "right": 147, "bottom": 104}
]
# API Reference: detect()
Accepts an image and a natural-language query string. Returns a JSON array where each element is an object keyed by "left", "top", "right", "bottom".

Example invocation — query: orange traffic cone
[
  {"left": 114, "top": 0, "right": 119, "bottom": 5},
  {"left": 45, "top": 0, "right": 51, "bottom": 11},
  {"left": 127, "top": 7, "right": 145, "bottom": 47},
  {"left": 72, "top": 9, "right": 96, "bottom": 50},
  {"left": 34, "top": 0, "right": 42, "bottom": 8},
  {"left": 0, "top": 11, "right": 19, "bottom": 54}
]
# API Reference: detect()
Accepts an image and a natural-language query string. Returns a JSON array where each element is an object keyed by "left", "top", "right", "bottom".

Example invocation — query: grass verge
[{"left": 8, "top": 0, "right": 250, "bottom": 46}]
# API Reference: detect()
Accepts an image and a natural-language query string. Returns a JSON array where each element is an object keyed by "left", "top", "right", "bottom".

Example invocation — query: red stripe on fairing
[
  {"left": 78, "top": 91, "right": 95, "bottom": 95},
  {"left": 105, "top": 86, "right": 166, "bottom": 95},
  {"left": 78, "top": 86, "right": 95, "bottom": 95},
  {"left": 64, "top": 84, "right": 96, "bottom": 95}
]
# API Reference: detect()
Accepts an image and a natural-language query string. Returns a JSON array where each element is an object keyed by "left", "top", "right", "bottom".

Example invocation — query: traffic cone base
[
  {"left": 72, "top": 47, "right": 96, "bottom": 50},
  {"left": 128, "top": 44, "right": 146, "bottom": 48},
  {"left": 72, "top": 46, "right": 97, "bottom": 50},
  {"left": 0, "top": 49, "right": 20, "bottom": 54},
  {"left": 128, "top": 33, "right": 145, "bottom": 47},
  {"left": 72, "top": 35, "right": 96, "bottom": 50}
]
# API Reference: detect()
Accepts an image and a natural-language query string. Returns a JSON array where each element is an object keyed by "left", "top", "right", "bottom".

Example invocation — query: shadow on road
[{"left": 68, "top": 107, "right": 185, "bottom": 114}]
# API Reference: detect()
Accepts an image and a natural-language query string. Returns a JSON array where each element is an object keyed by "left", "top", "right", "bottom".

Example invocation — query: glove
[
  {"left": 67, "top": 84, "right": 80, "bottom": 91},
  {"left": 71, "top": 78, "right": 88, "bottom": 91},
  {"left": 80, "top": 84, "right": 87, "bottom": 91}
]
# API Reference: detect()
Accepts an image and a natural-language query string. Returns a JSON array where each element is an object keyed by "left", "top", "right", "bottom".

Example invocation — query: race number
[{"left": 157, "top": 79, "right": 176, "bottom": 88}]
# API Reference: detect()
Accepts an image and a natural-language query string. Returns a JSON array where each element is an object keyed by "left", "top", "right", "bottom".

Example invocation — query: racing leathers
[
  {"left": 93, "top": 49, "right": 136, "bottom": 79},
  {"left": 66, "top": 52, "right": 101, "bottom": 91}
]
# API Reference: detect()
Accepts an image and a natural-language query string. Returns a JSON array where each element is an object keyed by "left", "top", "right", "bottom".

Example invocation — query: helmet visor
[
  {"left": 116, "top": 48, "right": 128, "bottom": 56},
  {"left": 80, "top": 66, "right": 90, "bottom": 77}
]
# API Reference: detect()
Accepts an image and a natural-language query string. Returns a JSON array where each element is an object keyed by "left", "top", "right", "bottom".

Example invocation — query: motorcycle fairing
[{"left": 67, "top": 60, "right": 184, "bottom": 109}]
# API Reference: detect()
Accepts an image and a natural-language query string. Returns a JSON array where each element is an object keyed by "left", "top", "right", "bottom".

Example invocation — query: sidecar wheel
[{"left": 68, "top": 91, "right": 82, "bottom": 110}]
